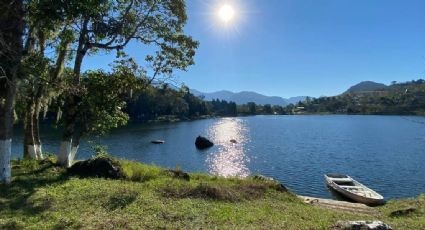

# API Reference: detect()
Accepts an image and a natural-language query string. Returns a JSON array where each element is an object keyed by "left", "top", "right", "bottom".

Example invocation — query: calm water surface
[{"left": 12, "top": 115, "right": 425, "bottom": 199}]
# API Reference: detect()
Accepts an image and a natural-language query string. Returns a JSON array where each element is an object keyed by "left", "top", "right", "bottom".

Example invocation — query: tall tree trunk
[
  {"left": 22, "top": 27, "right": 43, "bottom": 160},
  {"left": 24, "top": 98, "right": 43, "bottom": 159},
  {"left": 70, "top": 130, "right": 82, "bottom": 164},
  {"left": 58, "top": 19, "right": 88, "bottom": 167},
  {"left": 0, "top": 82, "right": 15, "bottom": 183},
  {"left": 32, "top": 29, "right": 45, "bottom": 159},
  {"left": 33, "top": 99, "right": 42, "bottom": 159},
  {"left": 58, "top": 95, "right": 77, "bottom": 167},
  {"left": 0, "top": 0, "right": 24, "bottom": 183},
  {"left": 23, "top": 100, "right": 36, "bottom": 159},
  {"left": 0, "top": 79, "right": 16, "bottom": 183}
]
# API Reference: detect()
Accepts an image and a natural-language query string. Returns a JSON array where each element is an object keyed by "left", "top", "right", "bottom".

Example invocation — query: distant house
[{"left": 293, "top": 106, "right": 305, "bottom": 114}]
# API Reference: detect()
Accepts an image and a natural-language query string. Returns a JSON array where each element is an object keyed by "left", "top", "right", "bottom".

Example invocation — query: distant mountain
[
  {"left": 190, "top": 89, "right": 306, "bottom": 106},
  {"left": 345, "top": 81, "right": 388, "bottom": 94},
  {"left": 285, "top": 96, "right": 308, "bottom": 105}
]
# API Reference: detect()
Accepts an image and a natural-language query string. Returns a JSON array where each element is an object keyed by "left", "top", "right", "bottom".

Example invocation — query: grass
[{"left": 0, "top": 157, "right": 424, "bottom": 229}]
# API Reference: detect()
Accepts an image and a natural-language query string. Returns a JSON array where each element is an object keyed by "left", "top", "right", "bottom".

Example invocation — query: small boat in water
[
  {"left": 151, "top": 140, "right": 165, "bottom": 144},
  {"left": 324, "top": 173, "right": 384, "bottom": 206}
]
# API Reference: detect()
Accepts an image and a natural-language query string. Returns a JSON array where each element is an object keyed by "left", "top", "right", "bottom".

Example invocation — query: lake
[{"left": 11, "top": 115, "right": 425, "bottom": 200}]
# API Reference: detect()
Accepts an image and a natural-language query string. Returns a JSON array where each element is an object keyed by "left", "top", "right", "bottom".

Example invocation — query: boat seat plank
[
  {"left": 330, "top": 178, "right": 353, "bottom": 183},
  {"left": 340, "top": 186, "right": 364, "bottom": 189}
]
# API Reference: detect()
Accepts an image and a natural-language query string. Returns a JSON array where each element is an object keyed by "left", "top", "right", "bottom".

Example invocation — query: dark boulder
[
  {"left": 67, "top": 157, "right": 124, "bottom": 179},
  {"left": 151, "top": 140, "right": 165, "bottom": 144},
  {"left": 195, "top": 136, "right": 214, "bottom": 149}
]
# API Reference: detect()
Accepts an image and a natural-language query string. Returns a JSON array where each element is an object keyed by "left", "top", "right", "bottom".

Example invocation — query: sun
[{"left": 218, "top": 4, "right": 235, "bottom": 23}]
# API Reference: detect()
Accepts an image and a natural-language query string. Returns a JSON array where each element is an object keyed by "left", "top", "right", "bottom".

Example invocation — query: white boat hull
[{"left": 325, "top": 174, "right": 384, "bottom": 206}]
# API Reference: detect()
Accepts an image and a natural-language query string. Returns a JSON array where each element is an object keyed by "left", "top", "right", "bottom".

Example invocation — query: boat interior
[
  {"left": 326, "top": 173, "right": 348, "bottom": 178},
  {"left": 328, "top": 176, "right": 380, "bottom": 198}
]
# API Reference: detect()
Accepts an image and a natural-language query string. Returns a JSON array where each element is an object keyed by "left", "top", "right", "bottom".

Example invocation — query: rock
[
  {"left": 67, "top": 157, "right": 124, "bottom": 179},
  {"left": 253, "top": 175, "right": 287, "bottom": 192},
  {"left": 332, "top": 221, "right": 392, "bottom": 230},
  {"left": 195, "top": 136, "right": 214, "bottom": 149},
  {"left": 275, "top": 183, "right": 288, "bottom": 192},
  {"left": 253, "top": 175, "right": 274, "bottom": 181},
  {"left": 390, "top": 207, "right": 417, "bottom": 217},
  {"left": 167, "top": 169, "right": 190, "bottom": 181},
  {"left": 151, "top": 140, "right": 165, "bottom": 144}
]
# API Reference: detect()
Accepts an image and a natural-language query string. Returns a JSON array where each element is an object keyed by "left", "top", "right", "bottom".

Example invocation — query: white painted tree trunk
[
  {"left": 58, "top": 140, "right": 72, "bottom": 167},
  {"left": 70, "top": 145, "right": 79, "bottom": 164},
  {"left": 0, "top": 139, "right": 12, "bottom": 183},
  {"left": 26, "top": 144, "right": 37, "bottom": 159},
  {"left": 35, "top": 144, "right": 43, "bottom": 159},
  {"left": 25, "top": 144, "right": 43, "bottom": 160}
]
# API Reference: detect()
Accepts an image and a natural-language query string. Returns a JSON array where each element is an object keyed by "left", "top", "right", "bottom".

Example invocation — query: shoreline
[
  {"left": 14, "top": 113, "right": 424, "bottom": 129},
  {"left": 1, "top": 157, "right": 424, "bottom": 229}
]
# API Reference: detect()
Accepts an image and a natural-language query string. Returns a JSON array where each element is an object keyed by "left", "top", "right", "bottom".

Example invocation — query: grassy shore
[{"left": 0, "top": 156, "right": 424, "bottom": 229}]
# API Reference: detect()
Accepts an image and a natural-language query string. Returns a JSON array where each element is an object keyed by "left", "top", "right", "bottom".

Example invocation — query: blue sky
[{"left": 83, "top": 0, "right": 425, "bottom": 98}]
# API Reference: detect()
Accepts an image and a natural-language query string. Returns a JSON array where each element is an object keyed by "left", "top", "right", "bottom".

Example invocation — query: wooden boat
[
  {"left": 324, "top": 173, "right": 384, "bottom": 205},
  {"left": 151, "top": 140, "right": 165, "bottom": 144}
]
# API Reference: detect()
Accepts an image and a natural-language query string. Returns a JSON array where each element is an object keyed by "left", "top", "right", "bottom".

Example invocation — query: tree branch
[{"left": 87, "top": 0, "right": 158, "bottom": 50}]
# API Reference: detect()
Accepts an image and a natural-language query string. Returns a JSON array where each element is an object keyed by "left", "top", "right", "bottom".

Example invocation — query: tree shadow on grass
[{"left": 0, "top": 159, "right": 70, "bottom": 216}]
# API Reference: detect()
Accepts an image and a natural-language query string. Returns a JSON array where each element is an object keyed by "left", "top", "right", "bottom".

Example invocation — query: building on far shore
[{"left": 293, "top": 106, "right": 305, "bottom": 114}]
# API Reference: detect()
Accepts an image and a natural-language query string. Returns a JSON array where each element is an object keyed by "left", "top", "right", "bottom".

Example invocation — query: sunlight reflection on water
[{"left": 206, "top": 118, "right": 250, "bottom": 177}]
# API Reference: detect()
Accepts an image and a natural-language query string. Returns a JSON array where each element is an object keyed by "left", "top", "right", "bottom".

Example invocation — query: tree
[
  {"left": 272, "top": 105, "right": 283, "bottom": 114},
  {"left": 19, "top": 0, "right": 73, "bottom": 159},
  {"left": 0, "top": 0, "right": 24, "bottom": 183},
  {"left": 124, "top": 83, "right": 210, "bottom": 121},
  {"left": 57, "top": 0, "right": 199, "bottom": 167},
  {"left": 263, "top": 104, "right": 272, "bottom": 114},
  {"left": 247, "top": 102, "right": 256, "bottom": 115},
  {"left": 19, "top": 52, "right": 49, "bottom": 159}
]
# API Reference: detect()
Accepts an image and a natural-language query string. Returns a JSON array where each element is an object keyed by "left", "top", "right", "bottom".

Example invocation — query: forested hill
[
  {"left": 345, "top": 81, "right": 388, "bottom": 93},
  {"left": 294, "top": 79, "right": 425, "bottom": 115}
]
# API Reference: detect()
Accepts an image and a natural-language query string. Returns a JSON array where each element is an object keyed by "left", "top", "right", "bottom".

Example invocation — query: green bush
[{"left": 119, "top": 160, "right": 163, "bottom": 182}]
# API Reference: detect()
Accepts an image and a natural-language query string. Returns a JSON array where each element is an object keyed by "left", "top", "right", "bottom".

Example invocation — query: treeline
[
  {"left": 293, "top": 79, "right": 425, "bottom": 115},
  {"left": 238, "top": 102, "right": 289, "bottom": 115},
  {"left": 125, "top": 84, "right": 290, "bottom": 121},
  {"left": 126, "top": 84, "right": 210, "bottom": 121}
]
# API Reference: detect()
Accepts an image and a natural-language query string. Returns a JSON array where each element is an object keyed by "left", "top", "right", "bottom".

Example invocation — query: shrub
[{"left": 119, "top": 160, "right": 162, "bottom": 182}]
